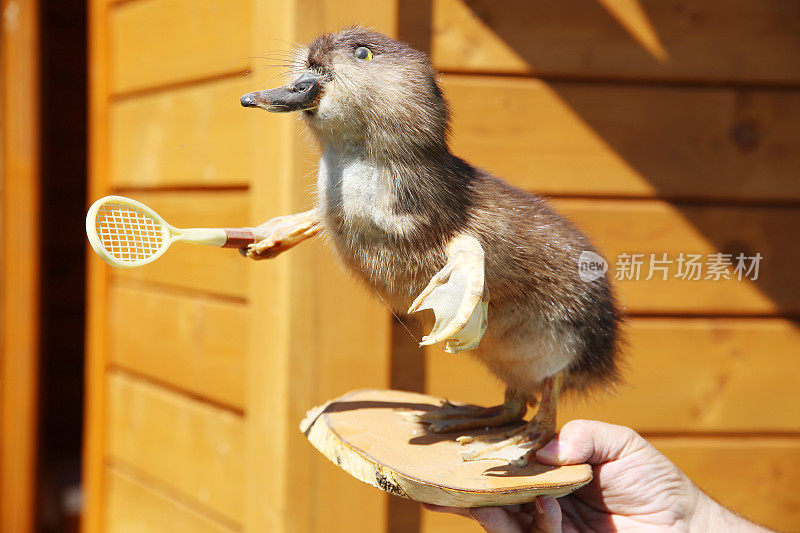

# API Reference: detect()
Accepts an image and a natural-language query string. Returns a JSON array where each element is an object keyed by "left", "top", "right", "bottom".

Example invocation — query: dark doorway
[{"left": 38, "top": 1, "right": 87, "bottom": 531}]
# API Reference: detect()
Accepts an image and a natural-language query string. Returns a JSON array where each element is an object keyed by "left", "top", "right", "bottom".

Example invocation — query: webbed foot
[
  {"left": 413, "top": 393, "right": 526, "bottom": 434},
  {"left": 460, "top": 372, "right": 564, "bottom": 467},
  {"left": 408, "top": 234, "right": 487, "bottom": 353},
  {"left": 241, "top": 210, "right": 320, "bottom": 260},
  {"left": 458, "top": 419, "right": 555, "bottom": 467}
]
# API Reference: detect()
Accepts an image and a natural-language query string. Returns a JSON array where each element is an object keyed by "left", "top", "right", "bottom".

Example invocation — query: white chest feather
[{"left": 317, "top": 147, "right": 415, "bottom": 236}]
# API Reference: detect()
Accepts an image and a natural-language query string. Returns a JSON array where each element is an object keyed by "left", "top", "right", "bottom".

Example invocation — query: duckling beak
[{"left": 240, "top": 72, "right": 323, "bottom": 112}]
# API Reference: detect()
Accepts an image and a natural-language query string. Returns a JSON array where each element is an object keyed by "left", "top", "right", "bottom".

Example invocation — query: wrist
[
  {"left": 689, "top": 489, "right": 718, "bottom": 532},
  {"left": 690, "top": 488, "right": 772, "bottom": 532}
]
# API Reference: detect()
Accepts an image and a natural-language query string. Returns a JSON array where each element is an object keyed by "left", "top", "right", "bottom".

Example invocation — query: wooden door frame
[
  {"left": 82, "top": 0, "right": 109, "bottom": 531},
  {"left": 0, "top": 0, "right": 41, "bottom": 532}
]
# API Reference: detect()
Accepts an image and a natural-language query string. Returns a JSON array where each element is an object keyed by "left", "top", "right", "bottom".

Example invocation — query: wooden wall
[
  {"left": 421, "top": 2, "right": 800, "bottom": 532},
  {"left": 1, "top": 0, "right": 40, "bottom": 531},
  {"left": 85, "top": 1, "right": 800, "bottom": 532},
  {"left": 85, "top": 1, "right": 399, "bottom": 532}
]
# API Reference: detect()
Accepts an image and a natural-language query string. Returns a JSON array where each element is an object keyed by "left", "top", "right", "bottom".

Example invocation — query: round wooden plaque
[{"left": 300, "top": 389, "right": 592, "bottom": 507}]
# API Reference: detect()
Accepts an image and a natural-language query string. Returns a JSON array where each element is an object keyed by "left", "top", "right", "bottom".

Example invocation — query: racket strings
[{"left": 96, "top": 202, "right": 165, "bottom": 262}]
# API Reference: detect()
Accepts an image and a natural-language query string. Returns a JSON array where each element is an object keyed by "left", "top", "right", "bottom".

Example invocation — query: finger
[
  {"left": 529, "top": 496, "right": 561, "bottom": 533},
  {"left": 534, "top": 419, "right": 642, "bottom": 466},
  {"left": 470, "top": 507, "right": 524, "bottom": 533},
  {"left": 421, "top": 503, "right": 472, "bottom": 518}
]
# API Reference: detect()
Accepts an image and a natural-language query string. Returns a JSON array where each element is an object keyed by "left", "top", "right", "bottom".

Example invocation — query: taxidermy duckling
[{"left": 240, "top": 27, "right": 622, "bottom": 467}]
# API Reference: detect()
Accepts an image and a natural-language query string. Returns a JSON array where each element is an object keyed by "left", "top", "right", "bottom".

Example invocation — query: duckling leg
[
  {"left": 242, "top": 210, "right": 321, "bottom": 260},
  {"left": 460, "top": 372, "right": 564, "bottom": 467},
  {"left": 415, "top": 389, "right": 527, "bottom": 433},
  {"left": 408, "top": 234, "right": 487, "bottom": 353}
]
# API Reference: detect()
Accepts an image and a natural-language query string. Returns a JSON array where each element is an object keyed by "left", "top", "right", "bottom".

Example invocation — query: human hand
[{"left": 424, "top": 420, "right": 770, "bottom": 532}]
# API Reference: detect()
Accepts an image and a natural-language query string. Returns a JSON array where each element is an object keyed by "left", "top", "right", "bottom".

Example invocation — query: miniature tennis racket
[{"left": 86, "top": 195, "right": 255, "bottom": 268}]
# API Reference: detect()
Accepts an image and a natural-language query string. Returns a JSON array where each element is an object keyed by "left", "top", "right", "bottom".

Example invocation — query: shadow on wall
[{"left": 405, "top": 0, "right": 800, "bottom": 316}]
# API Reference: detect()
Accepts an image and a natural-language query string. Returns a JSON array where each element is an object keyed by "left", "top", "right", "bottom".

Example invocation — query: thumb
[{"left": 535, "top": 419, "right": 643, "bottom": 466}]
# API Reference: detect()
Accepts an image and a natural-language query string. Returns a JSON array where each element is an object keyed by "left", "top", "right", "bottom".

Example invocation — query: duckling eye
[{"left": 354, "top": 46, "right": 373, "bottom": 61}]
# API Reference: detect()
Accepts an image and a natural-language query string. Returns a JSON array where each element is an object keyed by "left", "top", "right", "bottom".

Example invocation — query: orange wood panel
[
  {"left": 87, "top": 2, "right": 800, "bottom": 533},
  {"left": 84, "top": 0, "right": 112, "bottom": 530},
  {"left": 565, "top": 318, "right": 800, "bottom": 431},
  {"left": 244, "top": 2, "right": 398, "bottom": 531},
  {"left": 110, "top": 0, "right": 253, "bottom": 94},
  {"left": 106, "top": 190, "right": 251, "bottom": 298},
  {"left": 109, "top": 283, "right": 247, "bottom": 410},
  {"left": 426, "top": 318, "right": 800, "bottom": 432},
  {"left": 244, "top": 130, "right": 394, "bottom": 533},
  {"left": 445, "top": 75, "right": 800, "bottom": 201},
  {"left": 653, "top": 437, "right": 800, "bottom": 533},
  {"left": 106, "top": 371, "right": 245, "bottom": 523},
  {"left": 105, "top": 466, "right": 236, "bottom": 533},
  {"left": 432, "top": 0, "right": 800, "bottom": 83},
  {"left": 555, "top": 199, "right": 799, "bottom": 315},
  {"left": 309, "top": 247, "right": 393, "bottom": 533},
  {"left": 315, "top": 0, "right": 401, "bottom": 36},
  {"left": 111, "top": 76, "right": 257, "bottom": 188},
  {"left": 0, "top": 0, "right": 40, "bottom": 531},
  {"left": 422, "top": 506, "right": 482, "bottom": 533}
]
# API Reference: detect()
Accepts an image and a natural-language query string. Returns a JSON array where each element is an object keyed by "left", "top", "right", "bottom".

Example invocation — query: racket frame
[{"left": 86, "top": 195, "right": 234, "bottom": 268}]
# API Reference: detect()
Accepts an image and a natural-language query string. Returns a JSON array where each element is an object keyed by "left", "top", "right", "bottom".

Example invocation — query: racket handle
[{"left": 222, "top": 228, "right": 257, "bottom": 248}]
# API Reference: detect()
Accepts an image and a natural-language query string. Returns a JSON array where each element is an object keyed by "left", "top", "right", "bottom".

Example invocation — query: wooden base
[{"left": 300, "top": 389, "right": 592, "bottom": 507}]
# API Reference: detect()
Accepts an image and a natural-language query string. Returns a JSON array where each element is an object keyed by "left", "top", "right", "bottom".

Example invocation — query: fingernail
[
  {"left": 534, "top": 498, "right": 544, "bottom": 514},
  {"left": 538, "top": 495, "right": 557, "bottom": 513},
  {"left": 468, "top": 507, "right": 491, "bottom": 525},
  {"left": 535, "top": 439, "right": 562, "bottom": 462}
]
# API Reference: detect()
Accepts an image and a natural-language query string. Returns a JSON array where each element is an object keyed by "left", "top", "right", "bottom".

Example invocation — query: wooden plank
[
  {"left": 653, "top": 437, "right": 800, "bottom": 532},
  {"left": 302, "top": 389, "right": 593, "bottom": 506},
  {"left": 110, "top": 0, "right": 253, "bottom": 94},
  {"left": 432, "top": 0, "right": 800, "bottom": 83},
  {"left": 562, "top": 318, "right": 800, "bottom": 431},
  {"left": 84, "top": 0, "right": 112, "bottom": 530},
  {"left": 421, "top": 437, "right": 800, "bottom": 533},
  {"left": 105, "top": 467, "right": 235, "bottom": 533},
  {"left": 555, "top": 199, "right": 799, "bottom": 315},
  {"left": 317, "top": 0, "right": 400, "bottom": 36},
  {"left": 243, "top": 2, "right": 298, "bottom": 524},
  {"left": 110, "top": 76, "right": 257, "bottom": 188},
  {"left": 107, "top": 190, "right": 251, "bottom": 298},
  {"left": 0, "top": 0, "right": 40, "bottom": 531},
  {"left": 107, "top": 372, "right": 245, "bottom": 523},
  {"left": 243, "top": 131, "right": 393, "bottom": 533},
  {"left": 422, "top": 507, "right": 483, "bottom": 533},
  {"left": 426, "top": 318, "right": 800, "bottom": 432},
  {"left": 245, "top": 3, "right": 398, "bottom": 531},
  {"left": 109, "top": 284, "right": 247, "bottom": 410},
  {"left": 312, "top": 249, "right": 393, "bottom": 533},
  {"left": 446, "top": 76, "right": 800, "bottom": 201}
]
